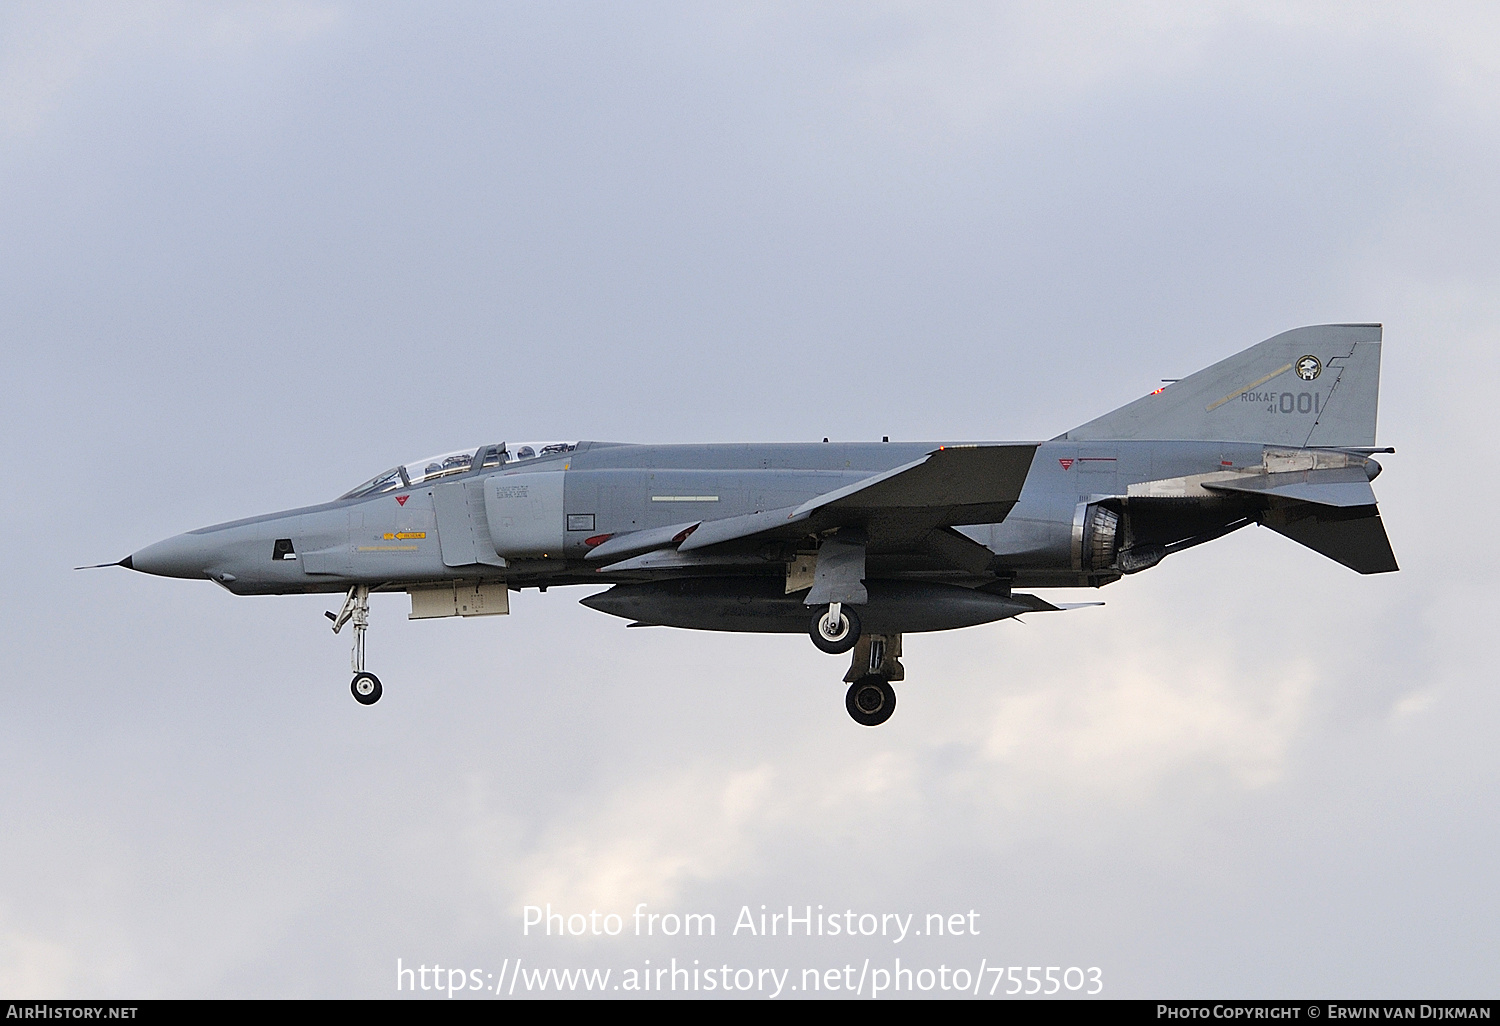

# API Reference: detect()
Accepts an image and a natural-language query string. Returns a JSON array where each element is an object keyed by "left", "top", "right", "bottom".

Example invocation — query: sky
[{"left": 1, "top": 0, "right": 1497, "bottom": 1000}]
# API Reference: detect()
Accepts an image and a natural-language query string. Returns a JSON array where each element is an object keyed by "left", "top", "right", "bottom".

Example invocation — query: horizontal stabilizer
[
  {"left": 1203, "top": 466, "right": 1377, "bottom": 507},
  {"left": 1262, "top": 505, "right": 1399, "bottom": 574}
]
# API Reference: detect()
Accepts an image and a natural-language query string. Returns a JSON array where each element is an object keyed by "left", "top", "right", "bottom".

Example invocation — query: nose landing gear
[
  {"left": 328, "top": 586, "right": 382, "bottom": 706},
  {"left": 809, "top": 602, "right": 861, "bottom": 654}
]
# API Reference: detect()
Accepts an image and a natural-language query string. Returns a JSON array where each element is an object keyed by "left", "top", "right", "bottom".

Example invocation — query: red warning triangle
[
  {"left": 396, "top": 495, "right": 409, "bottom": 506},
  {"left": 1058, "top": 458, "right": 1074, "bottom": 470}
]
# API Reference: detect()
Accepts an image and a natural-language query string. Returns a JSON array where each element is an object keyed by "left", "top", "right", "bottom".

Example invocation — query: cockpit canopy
[{"left": 338, "top": 441, "right": 577, "bottom": 500}]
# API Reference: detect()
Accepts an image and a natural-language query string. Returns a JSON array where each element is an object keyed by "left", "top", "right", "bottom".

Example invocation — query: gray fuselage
[{"left": 131, "top": 437, "right": 1304, "bottom": 608}]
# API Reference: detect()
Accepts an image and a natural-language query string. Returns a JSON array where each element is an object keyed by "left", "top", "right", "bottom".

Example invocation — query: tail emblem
[{"left": 1296, "top": 355, "right": 1322, "bottom": 381}]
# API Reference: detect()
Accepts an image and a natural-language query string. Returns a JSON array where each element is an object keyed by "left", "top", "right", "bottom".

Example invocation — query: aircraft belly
[{"left": 581, "top": 578, "right": 1029, "bottom": 634}]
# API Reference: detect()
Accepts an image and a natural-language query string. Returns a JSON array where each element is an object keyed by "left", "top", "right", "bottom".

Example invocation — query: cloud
[
  {"left": 0, "top": 925, "right": 74, "bottom": 995},
  {"left": 974, "top": 648, "right": 1312, "bottom": 796},
  {"left": 826, "top": 1, "right": 1500, "bottom": 144},
  {"left": 497, "top": 765, "right": 781, "bottom": 913},
  {"left": 0, "top": 0, "right": 340, "bottom": 137},
  {"left": 464, "top": 601, "right": 1315, "bottom": 918}
]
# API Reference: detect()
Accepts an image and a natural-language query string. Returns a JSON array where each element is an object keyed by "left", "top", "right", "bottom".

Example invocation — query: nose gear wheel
[
  {"left": 351, "top": 672, "right": 383, "bottom": 705},
  {"left": 809, "top": 603, "right": 861, "bottom": 654}
]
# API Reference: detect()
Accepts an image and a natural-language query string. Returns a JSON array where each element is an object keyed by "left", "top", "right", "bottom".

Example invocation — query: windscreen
[{"left": 339, "top": 442, "right": 577, "bottom": 499}]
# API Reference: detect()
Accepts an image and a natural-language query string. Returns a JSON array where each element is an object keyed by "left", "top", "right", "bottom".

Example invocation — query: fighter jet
[{"left": 99, "top": 323, "right": 1397, "bottom": 725}]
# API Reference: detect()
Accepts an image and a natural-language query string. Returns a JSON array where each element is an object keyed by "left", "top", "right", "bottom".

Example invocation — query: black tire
[
  {"left": 845, "top": 676, "right": 896, "bottom": 726},
  {"left": 351, "top": 672, "right": 383, "bottom": 705},
  {"left": 809, "top": 605, "right": 861, "bottom": 654}
]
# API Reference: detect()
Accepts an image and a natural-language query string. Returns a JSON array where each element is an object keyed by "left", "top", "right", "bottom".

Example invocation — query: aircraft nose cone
[{"left": 130, "top": 533, "right": 214, "bottom": 579}]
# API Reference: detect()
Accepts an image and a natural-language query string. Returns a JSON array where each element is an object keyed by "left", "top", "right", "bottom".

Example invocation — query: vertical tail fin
[{"left": 1063, "top": 324, "right": 1382, "bottom": 446}]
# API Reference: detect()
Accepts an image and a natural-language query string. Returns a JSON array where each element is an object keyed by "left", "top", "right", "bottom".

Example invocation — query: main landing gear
[
  {"left": 807, "top": 600, "right": 903, "bottom": 726},
  {"left": 846, "top": 677, "right": 896, "bottom": 727},
  {"left": 838, "top": 632, "right": 904, "bottom": 727},
  {"left": 802, "top": 533, "right": 888, "bottom": 720},
  {"left": 328, "top": 585, "right": 382, "bottom": 706}
]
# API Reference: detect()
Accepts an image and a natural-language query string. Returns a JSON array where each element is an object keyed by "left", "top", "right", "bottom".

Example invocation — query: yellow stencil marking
[{"left": 1206, "top": 363, "right": 1293, "bottom": 412}]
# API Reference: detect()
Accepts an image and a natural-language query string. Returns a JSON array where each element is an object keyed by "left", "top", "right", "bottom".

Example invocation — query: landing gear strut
[
  {"left": 841, "top": 633, "right": 903, "bottom": 726},
  {"left": 328, "top": 586, "right": 382, "bottom": 706}
]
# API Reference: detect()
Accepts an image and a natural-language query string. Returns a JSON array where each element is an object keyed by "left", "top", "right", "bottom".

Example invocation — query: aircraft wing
[{"left": 678, "top": 444, "right": 1038, "bottom": 554}]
